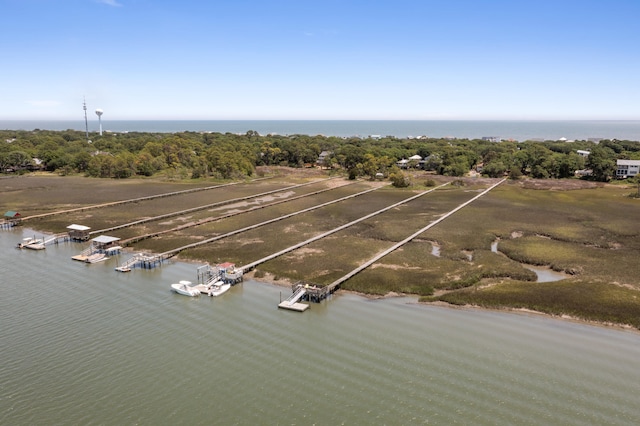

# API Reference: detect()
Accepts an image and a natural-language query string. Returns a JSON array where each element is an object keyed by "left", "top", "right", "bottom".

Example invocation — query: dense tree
[
  {"left": 586, "top": 146, "right": 616, "bottom": 182},
  {"left": 0, "top": 128, "right": 637, "bottom": 182},
  {"left": 482, "top": 160, "right": 507, "bottom": 178}
]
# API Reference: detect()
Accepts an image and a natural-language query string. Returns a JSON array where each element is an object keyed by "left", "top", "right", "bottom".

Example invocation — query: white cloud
[{"left": 97, "top": 0, "right": 123, "bottom": 7}]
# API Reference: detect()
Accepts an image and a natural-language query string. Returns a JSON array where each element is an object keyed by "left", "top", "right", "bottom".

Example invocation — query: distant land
[{"left": 1, "top": 119, "right": 640, "bottom": 142}]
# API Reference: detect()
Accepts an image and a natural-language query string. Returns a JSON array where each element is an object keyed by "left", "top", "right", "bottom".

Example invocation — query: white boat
[
  {"left": 18, "top": 237, "right": 45, "bottom": 250},
  {"left": 171, "top": 280, "right": 201, "bottom": 297},
  {"left": 85, "top": 253, "right": 108, "bottom": 263},
  {"left": 18, "top": 237, "right": 44, "bottom": 250},
  {"left": 207, "top": 280, "right": 231, "bottom": 297},
  {"left": 24, "top": 240, "right": 45, "bottom": 250}
]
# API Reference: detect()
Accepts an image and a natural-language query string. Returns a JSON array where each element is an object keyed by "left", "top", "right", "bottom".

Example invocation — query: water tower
[{"left": 95, "top": 108, "right": 104, "bottom": 136}]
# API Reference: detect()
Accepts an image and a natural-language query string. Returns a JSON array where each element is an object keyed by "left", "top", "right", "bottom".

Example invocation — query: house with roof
[
  {"left": 67, "top": 224, "right": 91, "bottom": 241},
  {"left": 71, "top": 235, "right": 122, "bottom": 263},
  {"left": 316, "top": 151, "right": 333, "bottom": 168},
  {"left": 396, "top": 159, "right": 409, "bottom": 169},
  {"left": 90, "top": 235, "right": 122, "bottom": 253},
  {"left": 3, "top": 211, "right": 21, "bottom": 227},
  {"left": 482, "top": 136, "right": 501, "bottom": 142},
  {"left": 616, "top": 159, "right": 640, "bottom": 179}
]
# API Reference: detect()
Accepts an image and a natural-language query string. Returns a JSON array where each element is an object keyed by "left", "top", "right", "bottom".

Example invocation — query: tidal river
[{"left": 1, "top": 229, "right": 640, "bottom": 425}]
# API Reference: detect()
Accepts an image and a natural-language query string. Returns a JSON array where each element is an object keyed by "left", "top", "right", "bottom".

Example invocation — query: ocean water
[
  {"left": 2, "top": 119, "right": 640, "bottom": 141},
  {"left": 1, "top": 228, "right": 640, "bottom": 425}
]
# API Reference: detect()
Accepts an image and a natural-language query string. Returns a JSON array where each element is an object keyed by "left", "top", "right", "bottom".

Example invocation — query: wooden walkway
[
  {"left": 112, "top": 181, "right": 373, "bottom": 271},
  {"left": 118, "top": 180, "right": 358, "bottom": 246},
  {"left": 322, "top": 178, "right": 507, "bottom": 294},
  {"left": 43, "top": 233, "right": 71, "bottom": 246},
  {"left": 19, "top": 177, "right": 275, "bottom": 222},
  {"left": 158, "top": 183, "right": 386, "bottom": 261},
  {"left": 239, "top": 181, "right": 451, "bottom": 272},
  {"left": 93, "top": 177, "right": 339, "bottom": 236}
]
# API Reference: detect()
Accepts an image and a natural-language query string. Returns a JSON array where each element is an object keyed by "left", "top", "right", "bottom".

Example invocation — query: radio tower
[{"left": 83, "top": 97, "right": 89, "bottom": 141}]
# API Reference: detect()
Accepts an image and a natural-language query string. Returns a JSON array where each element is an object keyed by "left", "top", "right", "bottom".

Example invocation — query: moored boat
[
  {"left": 84, "top": 253, "right": 108, "bottom": 263},
  {"left": 207, "top": 280, "right": 231, "bottom": 297},
  {"left": 171, "top": 280, "right": 201, "bottom": 297},
  {"left": 17, "top": 237, "right": 45, "bottom": 250}
]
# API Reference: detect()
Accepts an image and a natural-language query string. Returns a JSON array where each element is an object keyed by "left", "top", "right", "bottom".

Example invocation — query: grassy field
[{"left": 3, "top": 171, "right": 639, "bottom": 329}]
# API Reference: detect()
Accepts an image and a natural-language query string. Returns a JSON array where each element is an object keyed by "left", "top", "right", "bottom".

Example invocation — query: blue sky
[{"left": 2, "top": 0, "right": 639, "bottom": 120}]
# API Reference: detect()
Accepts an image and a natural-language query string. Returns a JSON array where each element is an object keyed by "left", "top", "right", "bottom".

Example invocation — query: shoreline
[
  {"left": 12, "top": 227, "right": 639, "bottom": 334},
  {"left": 7, "top": 173, "right": 639, "bottom": 332},
  {"left": 241, "top": 268, "right": 640, "bottom": 334}
]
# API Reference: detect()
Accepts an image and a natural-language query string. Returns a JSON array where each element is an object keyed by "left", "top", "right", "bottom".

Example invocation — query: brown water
[{"left": 2, "top": 229, "right": 640, "bottom": 425}]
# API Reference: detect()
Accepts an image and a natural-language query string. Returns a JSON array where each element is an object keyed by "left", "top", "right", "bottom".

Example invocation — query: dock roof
[
  {"left": 67, "top": 224, "right": 91, "bottom": 231},
  {"left": 92, "top": 235, "right": 120, "bottom": 244}
]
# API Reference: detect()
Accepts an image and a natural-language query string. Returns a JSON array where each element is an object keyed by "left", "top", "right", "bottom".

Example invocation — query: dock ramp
[
  {"left": 278, "top": 286, "right": 309, "bottom": 312},
  {"left": 115, "top": 253, "right": 163, "bottom": 271}
]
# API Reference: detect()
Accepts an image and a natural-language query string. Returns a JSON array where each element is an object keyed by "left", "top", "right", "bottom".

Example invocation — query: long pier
[
  {"left": 241, "top": 181, "right": 451, "bottom": 272},
  {"left": 116, "top": 179, "right": 355, "bottom": 245},
  {"left": 90, "top": 177, "right": 338, "bottom": 236},
  {"left": 157, "top": 183, "right": 387, "bottom": 260},
  {"left": 19, "top": 177, "right": 274, "bottom": 222},
  {"left": 113, "top": 181, "right": 379, "bottom": 271},
  {"left": 279, "top": 179, "right": 506, "bottom": 311},
  {"left": 322, "top": 178, "right": 507, "bottom": 295}
]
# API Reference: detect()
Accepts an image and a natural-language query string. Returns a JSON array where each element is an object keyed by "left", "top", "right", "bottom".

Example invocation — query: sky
[{"left": 2, "top": 0, "right": 640, "bottom": 120}]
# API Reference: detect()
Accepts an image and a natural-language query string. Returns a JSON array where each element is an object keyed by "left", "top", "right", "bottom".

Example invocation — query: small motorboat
[
  {"left": 17, "top": 237, "right": 45, "bottom": 250},
  {"left": 84, "top": 253, "right": 108, "bottom": 263},
  {"left": 171, "top": 280, "right": 201, "bottom": 297},
  {"left": 207, "top": 280, "right": 231, "bottom": 297}
]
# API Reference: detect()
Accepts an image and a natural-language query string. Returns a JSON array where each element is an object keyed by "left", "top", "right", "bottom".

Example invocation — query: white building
[{"left": 616, "top": 159, "right": 640, "bottom": 178}]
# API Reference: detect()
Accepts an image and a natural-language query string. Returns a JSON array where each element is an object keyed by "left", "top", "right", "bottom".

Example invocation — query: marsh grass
[
  {"left": 428, "top": 280, "right": 640, "bottom": 329},
  {"left": 6, "top": 174, "right": 640, "bottom": 328}
]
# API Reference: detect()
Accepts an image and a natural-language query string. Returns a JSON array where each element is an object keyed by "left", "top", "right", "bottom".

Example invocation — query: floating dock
[
  {"left": 278, "top": 282, "right": 332, "bottom": 312},
  {"left": 278, "top": 285, "right": 307, "bottom": 310}
]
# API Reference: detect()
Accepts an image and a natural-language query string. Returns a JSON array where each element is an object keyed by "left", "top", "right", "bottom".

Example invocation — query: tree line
[{"left": 1, "top": 128, "right": 639, "bottom": 182}]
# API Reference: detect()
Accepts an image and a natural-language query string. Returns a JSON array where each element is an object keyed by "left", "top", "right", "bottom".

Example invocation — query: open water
[
  {"left": 2, "top": 229, "right": 640, "bottom": 425},
  {"left": 2, "top": 120, "right": 640, "bottom": 141}
]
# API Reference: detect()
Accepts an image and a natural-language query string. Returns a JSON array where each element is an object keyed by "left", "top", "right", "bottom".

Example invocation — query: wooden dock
[
  {"left": 19, "top": 178, "right": 274, "bottom": 223},
  {"left": 0, "top": 222, "right": 14, "bottom": 230},
  {"left": 277, "top": 301, "right": 309, "bottom": 312},
  {"left": 115, "top": 253, "right": 163, "bottom": 271},
  {"left": 159, "top": 183, "right": 380, "bottom": 262},
  {"left": 89, "top": 178, "right": 335, "bottom": 236},
  {"left": 277, "top": 282, "right": 333, "bottom": 311},
  {"left": 278, "top": 285, "right": 310, "bottom": 311},
  {"left": 276, "top": 179, "right": 506, "bottom": 310},
  {"left": 322, "top": 178, "right": 507, "bottom": 295},
  {"left": 241, "top": 182, "right": 449, "bottom": 273}
]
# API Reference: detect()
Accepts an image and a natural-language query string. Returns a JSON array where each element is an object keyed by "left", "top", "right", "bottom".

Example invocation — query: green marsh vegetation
[
  {"left": 6, "top": 174, "right": 639, "bottom": 328},
  {"left": 2, "top": 129, "right": 640, "bottom": 328},
  {"left": 416, "top": 182, "right": 640, "bottom": 328}
]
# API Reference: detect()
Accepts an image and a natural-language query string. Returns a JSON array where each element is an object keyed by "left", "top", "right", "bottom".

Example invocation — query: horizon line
[{"left": 2, "top": 118, "right": 639, "bottom": 122}]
